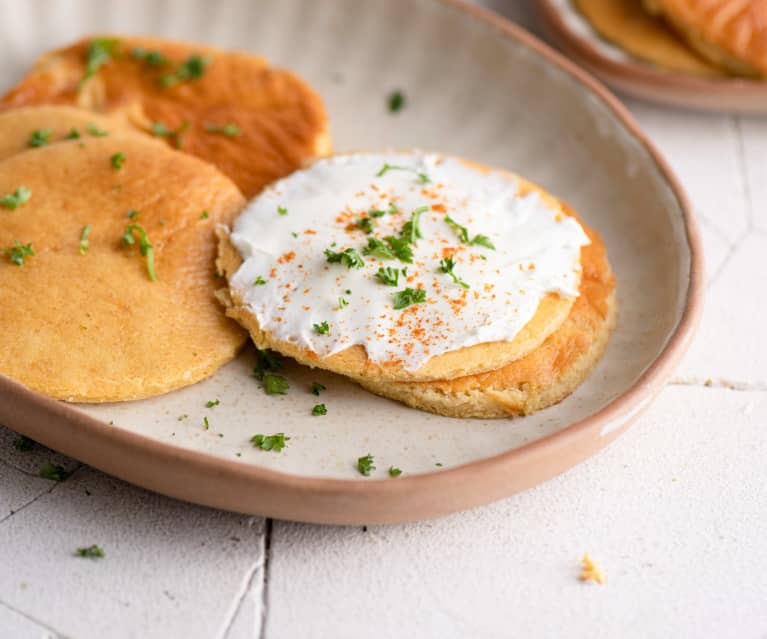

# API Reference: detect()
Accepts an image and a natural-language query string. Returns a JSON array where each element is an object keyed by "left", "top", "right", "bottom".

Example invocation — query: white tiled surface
[{"left": 2, "top": 3, "right": 767, "bottom": 638}]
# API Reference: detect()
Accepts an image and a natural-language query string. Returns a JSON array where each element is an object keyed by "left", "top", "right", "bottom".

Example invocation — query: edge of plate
[
  {"left": 0, "top": 0, "right": 705, "bottom": 525},
  {"left": 538, "top": 0, "right": 767, "bottom": 114}
]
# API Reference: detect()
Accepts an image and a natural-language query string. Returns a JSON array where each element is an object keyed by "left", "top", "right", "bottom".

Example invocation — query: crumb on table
[{"left": 579, "top": 553, "right": 607, "bottom": 584}]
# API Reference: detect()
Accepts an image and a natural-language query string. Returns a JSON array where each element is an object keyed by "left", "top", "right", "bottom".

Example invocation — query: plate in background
[
  {"left": 539, "top": 0, "right": 767, "bottom": 114},
  {"left": 0, "top": 0, "right": 703, "bottom": 524}
]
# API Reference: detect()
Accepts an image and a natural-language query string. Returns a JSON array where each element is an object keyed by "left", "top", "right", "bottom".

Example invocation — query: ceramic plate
[
  {"left": 539, "top": 0, "right": 767, "bottom": 114},
  {"left": 0, "top": 0, "right": 702, "bottom": 524}
]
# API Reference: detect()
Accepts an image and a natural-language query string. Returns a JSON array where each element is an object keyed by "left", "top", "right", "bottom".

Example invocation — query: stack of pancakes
[
  {"left": 0, "top": 35, "right": 329, "bottom": 401},
  {"left": 576, "top": 0, "right": 767, "bottom": 77}
]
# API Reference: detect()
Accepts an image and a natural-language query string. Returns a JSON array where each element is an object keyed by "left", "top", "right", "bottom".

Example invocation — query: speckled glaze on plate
[
  {"left": 0, "top": 0, "right": 703, "bottom": 524},
  {"left": 539, "top": 0, "right": 767, "bottom": 114}
]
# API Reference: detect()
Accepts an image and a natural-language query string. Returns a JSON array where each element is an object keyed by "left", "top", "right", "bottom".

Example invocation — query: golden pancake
[
  {"left": 217, "top": 157, "right": 584, "bottom": 383},
  {"left": 1, "top": 35, "right": 331, "bottom": 197},
  {"left": 643, "top": 0, "right": 767, "bottom": 77},
  {"left": 360, "top": 219, "right": 616, "bottom": 418},
  {"left": 0, "top": 133, "right": 246, "bottom": 402},
  {"left": 575, "top": 0, "right": 724, "bottom": 75},
  {"left": 0, "top": 105, "right": 127, "bottom": 162}
]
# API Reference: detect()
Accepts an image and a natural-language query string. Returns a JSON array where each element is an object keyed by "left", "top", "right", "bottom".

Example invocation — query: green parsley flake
[
  {"left": 122, "top": 224, "right": 156, "bottom": 281},
  {"left": 388, "top": 466, "right": 403, "bottom": 477},
  {"left": 262, "top": 374, "right": 289, "bottom": 395},
  {"left": 150, "top": 120, "right": 189, "bottom": 149},
  {"left": 13, "top": 436, "right": 35, "bottom": 452},
  {"left": 178, "top": 414, "right": 189, "bottom": 421},
  {"left": 76, "top": 545, "right": 105, "bottom": 559},
  {"left": 110, "top": 151, "right": 126, "bottom": 170},
  {"left": 444, "top": 215, "right": 496, "bottom": 250},
  {"left": 250, "top": 433, "right": 290, "bottom": 452},
  {"left": 313, "top": 321, "right": 330, "bottom": 335},
  {"left": 382, "top": 236, "right": 413, "bottom": 263},
  {"left": 65, "top": 128, "right": 81, "bottom": 140},
  {"left": 253, "top": 349, "right": 283, "bottom": 380},
  {"left": 401, "top": 205, "right": 428, "bottom": 244},
  {"left": 392, "top": 287, "right": 426, "bottom": 310},
  {"left": 375, "top": 266, "right": 401, "bottom": 287},
  {"left": 81, "top": 38, "right": 120, "bottom": 89},
  {"left": 439, "top": 256, "right": 470, "bottom": 289},
  {"left": 338, "top": 296, "right": 349, "bottom": 309},
  {"left": 127, "top": 209, "right": 139, "bottom": 220},
  {"left": 39, "top": 461, "right": 70, "bottom": 481},
  {"left": 161, "top": 54, "right": 212, "bottom": 87},
  {"left": 203, "top": 416, "right": 210, "bottom": 430},
  {"left": 254, "top": 275, "right": 267, "bottom": 285},
  {"left": 375, "top": 163, "right": 430, "bottom": 184},
  {"left": 86, "top": 123, "right": 109, "bottom": 137},
  {"left": 206, "top": 399, "right": 220, "bottom": 408},
  {"left": 356, "top": 217, "right": 374, "bottom": 234},
  {"left": 311, "top": 403, "right": 327, "bottom": 416},
  {"left": 357, "top": 454, "right": 376, "bottom": 476},
  {"left": 277, "top": 205, "right": 288, "bottom": 216},
  {"left": 205, "top": 122, "right": 241, "bottom": 137},
  {"left": 388, "top": 90, "right": 405, "bottom": 113},
  {"left": 28, "top": 128, "right": 52, "bottom": 148},
  {"left": 132, "top": 47, "right": 169, "bottom": 67},
  {"left": 325, "top": 247, "right": 365, "bottom": 269},
  {"left": 362, "top": 237, "right": 395, "bottom": 260},
  {"left": 79, "top": 225, "right": 92, "bottom": 255},
  {"left": 0, "top": 186, "right": 32, "bottom": 210},
  {"left": 369, "top": 202, "right": 399, "bottom": 218},
  {"left": 310, "top": 382, "right": 326, "bottom": 396},
  {"left": 4, "top": 241, "right": 34, "bottom": 266},
  {"left": 200, "top": 211, "right": 209, "bottom": 219}
]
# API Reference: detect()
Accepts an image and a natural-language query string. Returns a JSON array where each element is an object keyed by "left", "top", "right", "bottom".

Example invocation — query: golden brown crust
[
  {"left": 0, "top": 132, "right": 247, "bottom": 402},
  {"left": 360, "top": 222, "right": 617, "bottom": 418},
  {"left": 642, "top": 0, "right": 767, "bottom": 77},
  {"left": 0, "top": 105, "right": 129, "bottom": 162},
  {"left": 216, "top": 159, "right": 581, "bottom": 383},
  {"left": 575, "top": 0, "right": 725, "bottom": 75},
  {"left": 0, "top": 35, "right": 332, "bottom": 196}
]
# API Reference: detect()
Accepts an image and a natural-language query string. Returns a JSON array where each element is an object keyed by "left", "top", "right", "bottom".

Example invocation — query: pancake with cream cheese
[
  {"left": 0, "top": 132, "right": 246, "bottom": 402},
  {"left": 217, "top": 153, "right": 591, "bottom": 383},
  {"left": 0, "top": 105, "right": 127, "bottom": 162},
  {"left": 1, "top": 35, "right": 331, "bottom": 196},
  {"left": 361, "top": 217, "right": 616, "bottom": 418}
]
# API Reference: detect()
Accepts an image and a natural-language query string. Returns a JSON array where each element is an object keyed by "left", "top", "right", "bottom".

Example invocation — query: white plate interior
[{"left": 0, "top": 0, "right": 690, "bottom": 479}]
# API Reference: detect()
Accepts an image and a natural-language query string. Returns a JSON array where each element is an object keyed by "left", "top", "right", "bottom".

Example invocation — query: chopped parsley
[
  {"left": 356, "top": 217, "right": 374, "bottom": 234},
  {"left": 13, "top": 436, "right": 35, "bottom": 452},
  {"left": 382, "top": 235, "right": 413, "bottom": 263},
  {"left": 79, "top": 225, "right": 92, "bottom": 255},
  {"left": 277, "top": 205, "right": 288, "bottom": 216},
  {"left": 392, "top": 287, "right": 426, "bottom": 310},
  {"left": 39, "top": 461, "right": 70, "bottom": 481},
  {"left": 439, "top": 256, "right": 470, "bottom": 289},
  {"left": 150, "top": 120, "right": 189, "bottom": 149},
  {"left": 362, "top": 237, "right": 395, "bottom": 260},
  {"left": 444, "top": 215, "right": 496, "bottom": 250},
  {"left": 338, "top": 296, "right": 349, "bottom": 309},
  {"left": 131, "top": 47, "right": 169, "bottom": 67},
  {"left": 203, "top": 416, "right": 210, "bottom": 430},
  {"left": 76, "top": 545, "right": 105, "bottom": 559},
  {"left": 254, "top": 349, "right": 283, "bottom": 379},
  {"left": 375, "top": 266, "right": 402, "bottom": 287},
  {"left": 313, "top": 321, "right": 330, "bottom": 335},
  {"left": 375, "top": 163, "right": 430, "bottom": 184},
  {"left": 110, "top": 151, "right": 126, "bottom": 170},
  {"left": 205, "top": 122, "right": 241, "bottom": 137},
  {"left": 4, "top": 241, "right": 34, "bottom": 266},
  {"left": 161, "top": 54, "right": 212, "bottom": 87},
  {"left": 254, "top": 275, "right": 267, "bottom": 285},
  {"left": 200, "top": 211, "right": 209, "bottom": 219},
  {"left": 369, "top": 202, "right": 399, "bottom": 218},
  {"left": 65, "top": 128, "right": 81, "bottom": 140},
  {"left": 205, "top": 399, "right": 220, "bottom": 408},
  {"left": 261, "top": 374, "right": 289, "bottom": 395},
  {"left": 311, "top": 403, "right": 327, "bottom": 416},
  {"left": 178, "top": 414, "right": 188, "bottom": 421},
  {"left": 28, "top": 128, "right": 52, "bottom": 147},
  {"left": 388, "top": 466, "right": 402, "bottom": 477},
  {"left": 310, "top": 382, "right": 326, "bottom": 396},
  {"left": 388, "top": 90, "right": 405, "bottom": 113},
  {"left": 127, "top": 209, "right": 139, "bottom": 220},
  {"left": 357, "top": 454, "right": 375, "bottom": 476},
  {"left": 122, "top": 224, "right": 156, "bottom": 281},
  {"left": 0, "top": 186, "right": 32, "bottom": 210},
  {"left": 81, "top": 38, "right": 120, "bottom": 89},
  {"left": 324, "top": 247, "right": 365, "bottom": 269},
  {"left": 250, "top": 433, "right": 290, "bottom": 452},
  {"left": 401, "top": 205, "right": 428, "bottom": 244},
  {"left": 86, "top": 123, "right": 109, "bottom": 137}
]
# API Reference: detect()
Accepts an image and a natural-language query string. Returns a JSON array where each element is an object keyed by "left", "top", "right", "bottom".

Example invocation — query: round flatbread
[
  {"left": 1, "top": 35, "right": 331, "bottom": 196},
  {"left": 360, "top": 217, "right": 616, "bottom": 418},
  {"left": 0, "top": 132, "right": 246, "bottom": 402}
]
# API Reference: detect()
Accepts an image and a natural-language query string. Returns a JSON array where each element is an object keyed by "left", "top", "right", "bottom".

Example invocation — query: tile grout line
[
  {"left": 0, "top": 465, "right": 81, "bottom": 527},
  {"left": 258, "top": 518, "right": 274, "bottom": 639},
  {"left": 705, "top": 227, "right": 749, "bottom": 289},
  {"left": 731, "top": 115, "right": 755, "bottom": 231},
  {"left": 668, "top": 378, "right": 767, "bottom": 392},
  {"left": 0, "top": 598, "right": 72, "bottom": 639}
]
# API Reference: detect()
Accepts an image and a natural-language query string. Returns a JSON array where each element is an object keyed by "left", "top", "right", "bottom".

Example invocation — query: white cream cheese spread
[{"left": 228, "top": 153, "right": 590, "bottom": 371}]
